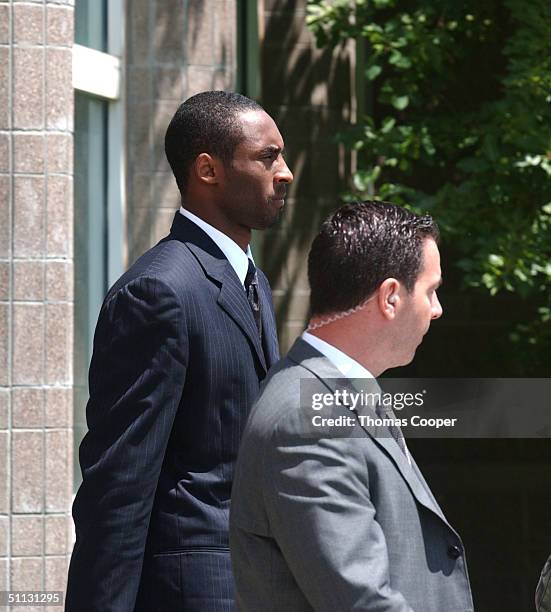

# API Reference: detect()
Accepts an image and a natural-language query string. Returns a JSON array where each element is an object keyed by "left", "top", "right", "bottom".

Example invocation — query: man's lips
[{"left": 272, "top": 190, "right": 287, "bottom": 202}]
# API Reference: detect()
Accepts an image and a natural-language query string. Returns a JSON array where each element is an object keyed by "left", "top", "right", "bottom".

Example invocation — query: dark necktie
[{"left": 244, "top": 259, "right": 262, "bottom": 339}]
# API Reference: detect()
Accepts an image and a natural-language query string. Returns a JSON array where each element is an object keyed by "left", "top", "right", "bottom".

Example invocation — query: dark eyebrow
[{"left": 259, "top": 145, "right": 284, "bottom": 156}]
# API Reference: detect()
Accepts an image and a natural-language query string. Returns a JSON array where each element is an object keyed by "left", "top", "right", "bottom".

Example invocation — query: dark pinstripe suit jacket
[{"left": 66, "top": 212, "right": 280, "bottom": 612}]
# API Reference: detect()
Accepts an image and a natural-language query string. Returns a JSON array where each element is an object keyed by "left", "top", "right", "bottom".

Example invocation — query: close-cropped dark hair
[
  {"left": 165, "top": 90, "right": 263, "bottom": 194},
  {"left": 308, "top": 200, "right": 440, "bottom": 317}
]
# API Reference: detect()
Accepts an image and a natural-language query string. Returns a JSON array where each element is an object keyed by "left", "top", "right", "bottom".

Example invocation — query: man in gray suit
[{"left": 230, "top": 201, "right": 474, "bottom": 611}]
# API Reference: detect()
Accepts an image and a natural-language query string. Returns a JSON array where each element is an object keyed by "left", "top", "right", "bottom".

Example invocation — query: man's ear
[
  {"left": 378, "top": 278, "right": 401, "bottom": 320},
  {"left": 193, "top": 153, "right": 222, "bottom": 185}
]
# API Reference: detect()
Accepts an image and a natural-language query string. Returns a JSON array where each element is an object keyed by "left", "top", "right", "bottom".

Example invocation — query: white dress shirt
[
  {"left": 302, "top": 331, "right": 377, "bottom": 381},
  {"left": 180, "top": 207, "right": 254, "bottom": 287}
]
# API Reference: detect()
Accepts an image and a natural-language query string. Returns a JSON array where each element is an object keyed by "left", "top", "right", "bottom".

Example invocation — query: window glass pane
[
  {"left": 75, "top": 0, "right": 108, "bottom": 52},
  {"left": 236, "top": 0, "right": 260, "bottom": 98},
  {"left": 73, "top": 92, "right": 108, "bottom": 490}
]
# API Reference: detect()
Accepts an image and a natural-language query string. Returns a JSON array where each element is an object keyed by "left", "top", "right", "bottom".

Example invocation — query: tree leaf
[
  {"left": 365, "top": 65, "right": 382, "bottom": 80},
  {"left": 391, "top": 95, "right": 409, "bottom": 110}
]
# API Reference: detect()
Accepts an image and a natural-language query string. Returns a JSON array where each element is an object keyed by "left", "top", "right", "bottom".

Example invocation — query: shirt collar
[
  {"left": 180, "top": 207, "right": 253, "bottom": 286},
  {"left": 302, "top": 331, "right": 376, "bottom": 380},
  {"left": 301, "top": 331, "right": 383, "bottom": 403}
]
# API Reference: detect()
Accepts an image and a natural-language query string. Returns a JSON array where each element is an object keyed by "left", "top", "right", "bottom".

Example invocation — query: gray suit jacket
[
  {"left": 536, "top": 555, "right": 551, "bottom": 612},
  {"left": 230, "top": 338, "right": 474, "bottom": 611}
]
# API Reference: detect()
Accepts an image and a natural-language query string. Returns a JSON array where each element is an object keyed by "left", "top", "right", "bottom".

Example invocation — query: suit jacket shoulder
[{"left": 106, "top": 234, "right": 206, "bottom": 302}]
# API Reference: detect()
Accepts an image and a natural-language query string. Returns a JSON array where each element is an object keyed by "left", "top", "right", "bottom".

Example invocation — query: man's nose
[
  {"left": 275, "top": 159, "right": 293, "bottom": 183},
  {"left": 431, "top": 295, "right": 443, "bottom": 320}
]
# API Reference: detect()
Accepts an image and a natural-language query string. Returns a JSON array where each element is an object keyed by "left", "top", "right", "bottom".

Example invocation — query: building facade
[
  {"left": 0, "top": 0, "right": 74, "bottom": 603},
  {"left": 0, "top": 0, "right": 352, "bottom": 605},
  {"left": 0, "top": 1, "right": 549, "bottom": 611}
]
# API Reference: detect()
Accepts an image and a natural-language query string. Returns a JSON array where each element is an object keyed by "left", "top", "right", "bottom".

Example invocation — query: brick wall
[
  {"left": 0, "top": 0, "right": 74, "bottom": 606},
  {"left": 126, "top": 0, "right": 238, "bottom": 265}
]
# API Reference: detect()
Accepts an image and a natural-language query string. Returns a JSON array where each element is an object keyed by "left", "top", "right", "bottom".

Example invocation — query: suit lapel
[
  {"left": 287, "top": 338, "right": 453, "bottom": 529},
  {"left": 169, "top": 212, "right": 267, "bottom": 373},
  {"left": 217, "top": 267, "right": 267, "bottom": 372},
  {"left": 358, "top": 416, "right": 450, "bottom": 526},
  {"left": 409, "top": 455, "right": 446, "bottom": 517},
  {"left": 257, "top": 272, "right": 279, "bottom": 368}
]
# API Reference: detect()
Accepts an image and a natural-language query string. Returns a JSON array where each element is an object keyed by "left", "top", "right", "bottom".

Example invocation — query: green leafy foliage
[{"left": 307, "top": 0, "right": 551, "bottom": 370}]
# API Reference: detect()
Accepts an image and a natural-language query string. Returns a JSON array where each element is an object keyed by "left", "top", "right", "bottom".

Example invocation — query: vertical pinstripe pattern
[{"left": 66, "top": 213, "right": 279, "bottom": 612}]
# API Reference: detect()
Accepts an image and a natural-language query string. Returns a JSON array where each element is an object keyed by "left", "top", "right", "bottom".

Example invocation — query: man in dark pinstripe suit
[{"left": 66, "top": 91, "right": 293, "bottom": 612}]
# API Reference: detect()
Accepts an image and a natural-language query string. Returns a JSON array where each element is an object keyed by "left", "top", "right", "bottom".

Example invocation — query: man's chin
[
  {"left": 254, "top": 209, "right": 283, "bottom": 230},
  {"left": 397, "top": 349, "right": 417, "bottom": 368}
]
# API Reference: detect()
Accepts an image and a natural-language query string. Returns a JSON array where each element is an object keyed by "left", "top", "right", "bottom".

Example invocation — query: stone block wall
[
  {"left": 126, "top": 0, "right": 238, "bottom": 265},
  {"left": 258, "top": 0, "right": 355, "bottom": 350},
  {"left": 0, "top": 1, "right": 74, "bottom": 606}
]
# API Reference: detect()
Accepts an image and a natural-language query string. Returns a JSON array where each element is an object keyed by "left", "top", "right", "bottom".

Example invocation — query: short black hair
[
  {"left": 164, "top": 90, "right": 263, "bottom": 195},
  {"left": 308, "top": 200, "right": 440, "bottom": 317}
]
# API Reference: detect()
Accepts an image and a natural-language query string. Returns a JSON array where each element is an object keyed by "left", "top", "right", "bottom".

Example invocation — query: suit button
[{"left": 448, "top": 545, "right": 462, "bottom": 559}]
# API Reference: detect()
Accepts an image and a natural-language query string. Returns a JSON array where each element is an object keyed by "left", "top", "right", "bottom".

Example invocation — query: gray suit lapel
[
  {"left": 287, "top": 337, "right": 452, "bottom": 528},
  {"left": 409, "top": 455, "right": 446, "bottom": 518}
]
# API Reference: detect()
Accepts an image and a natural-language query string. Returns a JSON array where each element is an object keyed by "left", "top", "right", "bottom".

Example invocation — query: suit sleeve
[
  {"left": 264, "top": 422, "right": 415, "bottom": 612},
  {"left": 66, "top": 276, "right": 188, "bottom": 612}
]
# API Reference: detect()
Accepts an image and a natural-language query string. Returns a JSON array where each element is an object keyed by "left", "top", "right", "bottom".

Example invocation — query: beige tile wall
[{"left": 0, "top": 1, "right": 74, "bottom": 605}]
